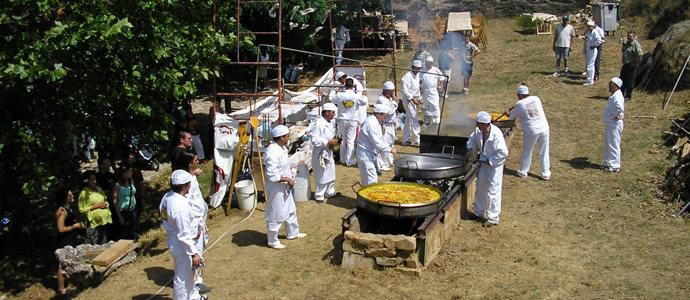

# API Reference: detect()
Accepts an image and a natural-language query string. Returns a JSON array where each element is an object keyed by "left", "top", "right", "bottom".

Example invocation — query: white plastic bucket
[
  {"left": 235, "top": 180, "right": 256, "bottom": 211},
  {"left": 293, "top": 177, "right": 310, "bottom": 202}
]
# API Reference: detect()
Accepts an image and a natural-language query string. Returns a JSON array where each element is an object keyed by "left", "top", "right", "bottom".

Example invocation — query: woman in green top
[
  {"left": 112, "top": 166, "right": 138, "bottom": 241},
  {"left": 78, "top": 170, "right": 112, "bottom": 244}
]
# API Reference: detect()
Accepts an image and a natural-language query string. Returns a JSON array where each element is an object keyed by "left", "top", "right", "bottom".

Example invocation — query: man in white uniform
[
  {"left": 603, "top": 78, "right": 625, "bottom": 172},
  {"left": 356, "top": 104, "right": 398, "bottom": 186},
  {"left": 159, "top": 170, "right": 205, "bottom": 300},
  {"left": 582, "top": 20, "right": 603, "bottom": 86},
  {"left": 335, "top": 71, "right": 367, "bottom": 124},
  {"left": 593, "top": 21, "right": 606, "bottom": 81},
  {"left": 505, "top": 86, "right": 551, "bottom": 180},
  {"left": 466, "top": 112, "right": 509, "bottom": 228},
  {"left": 401, "top": 60, "right": 423, "bottom": 146},
  {"left": 331, "top": 78, "right": 368, "bottom": 167},
  {"left": 552, "top": 15, "right": 576, "bottom": 77},
  {"left": 309, "top": 103, "right": 340, "bottom": 204},
  {"left": 264, "top": 125, "right": 307, "bottom": 249},
  {"left": 376, "top": 81, "right": 398, "bottom": 171},
  {"left": 333, "top": 25, "right": 350, "bottom": 65},
  {"left": 420, "top": 56, "right": 445, "bottom": 125}
]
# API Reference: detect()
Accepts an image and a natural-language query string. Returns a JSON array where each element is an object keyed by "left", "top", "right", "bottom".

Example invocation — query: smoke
[{"left": 442, "top": 100, "right": 474, "bottom": 128}]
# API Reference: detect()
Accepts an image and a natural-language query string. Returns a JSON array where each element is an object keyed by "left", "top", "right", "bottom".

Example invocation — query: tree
[{"left": 0, "top": 0, "right": 247, "bottom": 196}]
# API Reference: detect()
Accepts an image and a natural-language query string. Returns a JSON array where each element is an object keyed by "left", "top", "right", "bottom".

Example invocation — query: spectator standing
[
  {"left": 122, "top": 150, "right": 146, "bottom": 215},
  {"left": 334, "top": 25, "right": 350, "bottom": 65},
  {"left": 413, "top": 43, "right": 431, "bottom": 63},
  {"left": 620, "top": 31, "right": 643, "bottom": 100},
  {"left": 552, "top": 15, "right": 576, "bottom": 77},
  {"left": 78, "top": 170, "right": 112, "bottom": 244},
  {"left": 183, "top": 104, "right": 206, "bottom": 163},
  {"left": 170, "top": 131, "right": 193, "bottom": 171},
  {"left": 55, "top": 188, "right": 84, "bottom": 296},
  {"left": 460, "top": 36, "right": 481, "bottom": 94},
  {"left": 438, "top": 46, "right": 456, "bottom": 83},
  {"left": 603, "top": 78, "right": 625, "bottom": 172},
  {"left": 111, "top": 166, "right": 138, "bottom": 241}
]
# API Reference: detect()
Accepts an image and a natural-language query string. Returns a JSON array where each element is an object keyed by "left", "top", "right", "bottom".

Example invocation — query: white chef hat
[
  {"left": 412, "top": 60, "right": 423, "bottom": 68},
  {"left": 272, "top": 125, "right": 290, "bottom": 137},
  {"left": 373, "top": 104, "right": 389, "bottom": 114},
  {"left": 335, "top": 71, "right": 346, "bottom": 79},
  {"left": 382, "top": 81, "right": 395, "bottom": 90},
  {"left": 587, "top": 20, "right": 595, "bottom": 26},
  {"left": 476, "top": 111, "right": 491, "bottom": 124},
  {"left": 610, "top": 77, "right": 623, "bottom": 88},
  {"left": 322, "top": 103, "right": 337, "bottom": 111},
  {"left": 171, "top": 170, "right": 192, "bottom": 185},
  {"left": 425, "top": 56, "right": 434, "bottom": 62},
  {"left": 517, "top": 85, "right": 529, "bottom": 95}
]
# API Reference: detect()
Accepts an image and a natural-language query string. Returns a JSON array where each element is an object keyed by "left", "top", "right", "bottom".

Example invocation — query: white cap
[
  {"left": 272, "top": 125, "right": 290, "bottom": 137},
  {"left": 322, "top": 103, "right": 337, "bottom": 111},
  {"left": 517, "top": 85, "right": 529, "bottom": 95},
  {"left": 425, "top": 56, "right": 434, "bottom": 62},
  {"left": 587, "top": 20, "right": 595, "bottom": 26},
  {"left": 373, "top": 104, "right": 389, "bottom": 114},
  {"left": 610, "top": 77, "right": 623, "bottom": 88},
  {"left": 383, "top": 81, "right": 395, "bottom": 90},
  {"left": 476, "top": 111, "right": 491, "bottom": 123},
  {"left": 335, "top": 71, "right": 346, "bottom": 79},
  {"left": 412, "top": 60, "right": 423, "bottom": 68},
  {"left": 171, "top": 170, "right": 192, "bottom": 185}
]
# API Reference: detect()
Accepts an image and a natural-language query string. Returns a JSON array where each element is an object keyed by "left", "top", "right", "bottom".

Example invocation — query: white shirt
[
  {"left": 160, "top": 191, "right": 198, "bottom": 256},
  {"left": 594, "top": 26, "right": 605, "bottom": 44},
  {"left": 331, "top": 89, "right": 367, "bottom": 122},
  {"left": 357, "top": 115, "right": 391, "bottom": 153},
  {"left": 264, "top": 142, "right": 296, "bottom": 221},
  {"left": 467, "top": 125, "right": 509, "bottom": 167},
  {"left": 510, "top": 96, "right": 549, "bottom": 136},
  {"left": 376, "top": 93, "right": 398, "bottom": 123},
  {"left": 555, "top": 24, "right": 576, "bottom": 48},
  {"left": 310, "top": 116, "right": 337, "bottom": 184},
  {"left": 335, "top": 25, "right": 350, "bottom": 42},
  {"left": 185, "top": 175, "right": 208, "bottom": 228},
  {"left": 603, "top": 90, "right": 625, "bottom": 123},
  {"left": 586, "top": 30, "right": 603, "bottom": 48},
  {"left": 401, "top": 71, "right": 421, "bottom": 101},
  {"left": 420, "top": 66, "right": 445, "bottom": 89}
]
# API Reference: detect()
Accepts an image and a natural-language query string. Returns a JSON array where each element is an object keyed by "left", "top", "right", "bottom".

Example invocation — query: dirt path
[{"left": 18, "top": 18, "right": 690, "bottom": 300}]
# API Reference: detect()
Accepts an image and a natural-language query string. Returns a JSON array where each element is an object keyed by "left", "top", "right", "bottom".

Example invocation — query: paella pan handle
[
  {"left": 405, "top": 160, "right": 420, "bottom": 170},
  {"left": 350, "top": 182, "right": 362, "bottom": 193},
  {"left": 442, "top": 145, "right": 456, "bottom": 155}
]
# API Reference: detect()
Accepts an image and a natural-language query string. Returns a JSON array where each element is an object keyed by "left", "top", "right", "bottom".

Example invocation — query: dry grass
[{"left": 10, "top": 17, "right": 690, "bottom": 300}]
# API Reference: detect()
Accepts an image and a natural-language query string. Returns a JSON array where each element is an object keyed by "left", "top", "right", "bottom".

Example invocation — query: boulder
[{"left": 650, "top": 20, "right": 690, "bottom": 89}]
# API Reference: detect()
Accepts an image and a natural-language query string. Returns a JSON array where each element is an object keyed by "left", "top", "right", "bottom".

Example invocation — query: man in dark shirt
[{"left": 170, "top": 131, "right": 193, "bottom": 171}]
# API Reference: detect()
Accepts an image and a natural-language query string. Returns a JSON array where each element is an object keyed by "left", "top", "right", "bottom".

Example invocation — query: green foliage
[
  {"left": 0, "top": 0, "right": 244, "bottom": 195},
  {"left": 516, "top": 14, "right": 541, "bottom": 30}
]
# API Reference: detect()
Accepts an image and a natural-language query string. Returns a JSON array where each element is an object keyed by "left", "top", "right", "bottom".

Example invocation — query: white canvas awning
[{"left": 446, "top": 12, "right": 473, "bottom": 33}]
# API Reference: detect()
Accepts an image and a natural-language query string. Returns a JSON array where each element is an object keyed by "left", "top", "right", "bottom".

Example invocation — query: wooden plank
[
  {"left": 92, "top": 240, "right": 134, "bottom": 267},
  {"left": 94, "top": 243, "right": 139, "bottom": 273},
  {"left": 85, "top": 249, "right": 105, "bottom": 256}
]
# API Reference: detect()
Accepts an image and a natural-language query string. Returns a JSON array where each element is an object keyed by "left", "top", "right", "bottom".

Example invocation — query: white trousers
[
  {"left": 377, "top": 123, "right": 396, "bottom": 168},
  {"left": 266, "top": 211, "right": 300, "bottom": 246},
  {"left": 603, "top": 120, "right": 624, "bottom": 170},
  {"left": 518, "top": 131, "right": 551, "bottom": 179},
  {"left": 340, "top": 120, "right": 358, "bottom": 166},
  {"left": 314, "top": 180, "right": 335, "bottom": 201},
  {"left": 585, "top": 48, "right": 598, "bottom": 84},
  {"left": 356, "top": 148, "right": 378, "bottom": 186},
  {"left": 402, "top": 102, "right": 420, "bottom": 144},
  {"left": 169, "top": 242, "right": 201, "bottom": 300},
  {"left": 191, "top": 134, "right": 205, "bottom": 160},
  {"left": 474, "top": 164, "right": 503, "bottom": 224},
  {"left": 334, "top": 40, "right": 346, "bottom": 65}
]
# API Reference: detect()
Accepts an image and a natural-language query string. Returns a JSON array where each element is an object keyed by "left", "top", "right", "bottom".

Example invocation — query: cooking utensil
[
  {"left": 250, "top": 117, "right": 266, "bottom": 189},
  {"left": 351, "top": 182, "right": 445, "bottom": 218}
]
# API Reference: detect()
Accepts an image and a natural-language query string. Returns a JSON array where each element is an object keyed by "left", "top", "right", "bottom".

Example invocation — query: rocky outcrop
[{"left": 650, "top": 20, "right": 690, "bottom": 89}]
